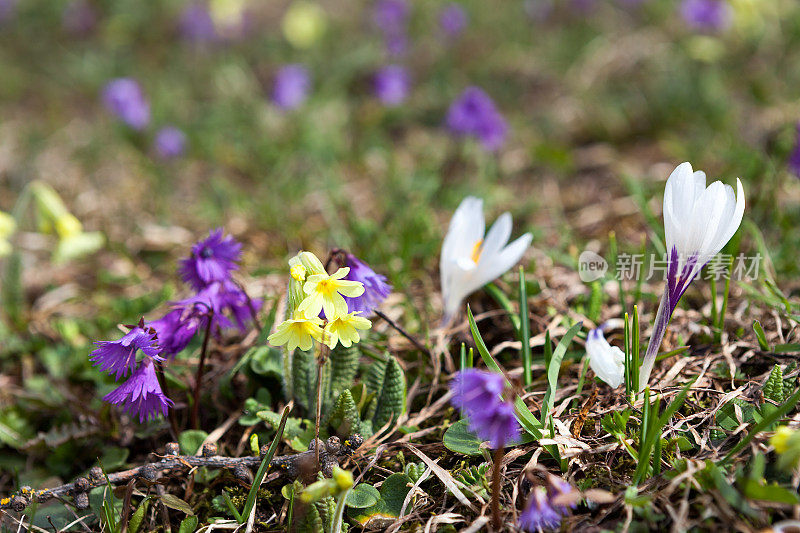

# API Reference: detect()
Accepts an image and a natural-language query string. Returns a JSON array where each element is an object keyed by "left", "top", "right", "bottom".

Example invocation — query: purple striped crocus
[{"left": 638, "top": 162, "right": 744, "bottom": 390}]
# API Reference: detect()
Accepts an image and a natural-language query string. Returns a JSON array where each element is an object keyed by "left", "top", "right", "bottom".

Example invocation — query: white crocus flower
[
  {"left": 586, "top": 328, "right": 624, "bottom": 389},
  {"left": 440, "top": 197, "right": 532, "bottom": 325},
  {"left": 638, "top": 162, "right": 745, "bottom": 391}
]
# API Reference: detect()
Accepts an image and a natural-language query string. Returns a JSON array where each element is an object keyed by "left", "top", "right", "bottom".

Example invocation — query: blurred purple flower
[
  {"left": 446, "top": 87, "right": 508, "bottom": 150},
  {"left": 0, "top": 0, "right": 17, "bottom": 24},
  {"left": 372, "top": 0, "right": 408, "bottom": 34},
  {"left": 62, "top": 0, "right": 97, "bottom": 35},
  {"left": 570, "top": 0, "right": 598, "bottom": 12},
  {"left": 179, "top": 228, "right": 242, "bottom": 291},
  {"left": 104, "top": 358, "right": 173, "bottom": 423},
  {"left": 439, "top": 3, "right": 467, "bottom": 38},
  {"left": 89, "top": 326, "right": 163, "bottom": 380},
  {"left": 342, "top": 253, "right": 391, "bottom": 315},
  {"left": 524, "top": 0, "right": 554, "bottom": 21},
  {"left": 374, "top": 65, "right": 410, "bottom": 106},
  {"left": 154, "top": 126, "right": 187, "bottom": 159},
  {"left": 102, "top": 78, "right": 150, "bottom": 130},
  {"left": 680, "top": 0, "right": 732, "bottom": 32},
  {"left": 179, "top": 2, "right": 217, "bottom": 43},
  {"left": 519, "top": 487, "right": 563, "bottom": 532},
  {"left": 272, "top": 64, "right": 311, "bottom": 110},
  {"left": 384, "top": 32, "right": 408, "bottom": 57},
  {"left": 789, "top": 124, "right": 800, "bottom": 179},
  {"left": 450, "top": 369, "right": 520, "bottom": 448},
  {"left": 547, "top": 476, "right": 577, "bottom": 514}
]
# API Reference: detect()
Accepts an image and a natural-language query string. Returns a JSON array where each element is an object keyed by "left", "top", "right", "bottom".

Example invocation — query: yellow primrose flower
[
  {"left": 324, "top": 312, "right": 371, "bottom": 349},
  {"left": 772, "top": 426, "right": 794, "bottom": 454},
  {"left": 268, "top": 312, "right": 324, "bottom": 352},
  {"left": 290, "top": 263, "right": 307, "bottom": 282},
  {"left": 298, "top": 267, "right": 365, "bottom": 320},
  {"left": 282, "top": 1, "right": 327, "bottom": 50}
]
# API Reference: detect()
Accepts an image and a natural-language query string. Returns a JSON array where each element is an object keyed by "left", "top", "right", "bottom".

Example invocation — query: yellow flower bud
[
  {"left": 55, "top": 213, "right": 83, "bottom": 240},
  {"left": 290, "top": 264, "right": 307, "bottom": 282},
  {"left": 331, "top": 467, "right": 353, "bottom": 493},
  {"left": 0, "top": 211, "right": 15, "bottom": 240}
]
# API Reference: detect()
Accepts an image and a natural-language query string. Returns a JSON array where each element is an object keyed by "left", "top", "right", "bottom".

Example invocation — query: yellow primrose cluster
[{"left": 268, "top": 251, "right": 371, "bottom": 352}]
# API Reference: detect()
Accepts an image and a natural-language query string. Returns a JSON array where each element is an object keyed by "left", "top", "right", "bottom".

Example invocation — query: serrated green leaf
[
  {"left": 763, "top": 365, "right": 785, "bottom": 403},
  {"left": 372, "top": 356, "right": 405, "bottom": 430}
]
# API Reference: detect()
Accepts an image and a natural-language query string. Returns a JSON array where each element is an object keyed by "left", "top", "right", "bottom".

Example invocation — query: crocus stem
[
  {"left": 191, "top": 312, "right": 213, "bottom": 429},
  {"left": 638, "top": 290, "right": 670, "bottom": 393},
  {"left": 491, "top": 447, "right": 503, "bottom": 531},
  {"left": 374, "top": 309, "right": 431, "bottom": 356}
]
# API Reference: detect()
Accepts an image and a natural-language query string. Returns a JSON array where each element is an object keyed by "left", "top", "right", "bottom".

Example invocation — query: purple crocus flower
[
  {"left": 272, "top": 64, "right": 311, "bottom": 110},
  {"left": 104, "top": 358, "right": 173, "bottom": 423},
  {"left": 154, "top": 126, "right": 187, "bottom": 159},
  {"left": 372, "top": 0, "right": 408, "bottom": 35},
  {"left": 374, "top": 65, "right": 409, "bottom": 106},
  {"left": 439, "top": 3, "right": 467, "bottom": 38},
  {"left": 102, "top": 78, "right": 150, "bottom": 131},
  {"left": 446, "top": 87, "right": 508, "bottom": 151},
  {"left": 680, "top": 0, "right": 732, "bottom": 32},
  {"left": 62, "top": 0, "right": 97, "bottom": 35},
  {"left": 519, "top": 487, "right": 563, "bottom": 532},
  {"left": 89, "top": 326, "right": 163, "bottom": 379},
  {"left": 788, "top": 124, "right": 800, "bottom": 179},
  {"left": 179, "top": 228, "right": 242, "bottom": 291},
  {"left": 341, "top": 253, "right": 391, "bottom": 315},
  {"left": 179, "top": 2, "right": 217, "bottom": 43},
  {"left": 450, "top": 369, "right": 520, "bottom": 448}
]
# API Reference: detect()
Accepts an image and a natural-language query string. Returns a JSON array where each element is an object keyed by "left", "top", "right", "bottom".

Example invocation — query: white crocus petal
[
  {"left": 440, "top": 197, "right": 531, "bottom": 323},
  {"left": 663, "top": 162, "right": 745, "bottom": 278},
  {"left": 586, "top": 329, "right": 624, "bottom": 389}
]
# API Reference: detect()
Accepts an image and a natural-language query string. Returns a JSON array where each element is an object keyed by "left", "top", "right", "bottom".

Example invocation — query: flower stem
[
  {"left": 191, "top": 312, "right": 213, "bottom": 429},
  {"left": 491, "top": 447, "right": 503, "bottom": 531},
  {"left": 155, "top": 362, "right": 179, "bottom": 438},
  {"left": 638, "top": 290, "right": 670, "bottom": 393},
  {"left": 374, "top": 309, "right": 430, "bottom": 356}
]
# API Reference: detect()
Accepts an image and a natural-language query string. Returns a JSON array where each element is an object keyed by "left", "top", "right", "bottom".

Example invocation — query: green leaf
[
  {"left": 753, "top": 320, "right": 769, "bottom": 351},
  {"left": 350, "top": 473, "right": 414, "bottom": 526},
  {"left": 178, "top": 430, "right": 209, "bottom": 455},
  {"left": 328, "top": 344, "right": 361, "bottom": 400},
  {"left": 345, "top": 484, "right": 380, "bottom": 508},
  {"left": 763, "top": 365, "right": 785, "bottom": 403},
  {"left": 127, "top": 498, "right": 150, "bottom": 533},
  {"left": 443, "top": 419, "right": 483, "bottom": 456},
  {"left": 327, "top": 390, "right": 362, "bottom": 437},
  {"left": 372, "top": 356, "right": 406, "bottom": 430},
  {"left": 739, "top": 479, "right": 800, "bottom": 504},
  {"left": 541, "top": 321, "right": 583, "bottom": 423},
  {"left": 724, "top": 386, "right": 800, "bottom": 463},
  {"left": 160, "top": 494, "right": 194, "bottom": 515},
  {"left": 249, "top": 346, "right": 284, "bottom": 378},
  {"left": 178, "top": 516, "right": 199, "bottom": 533}
]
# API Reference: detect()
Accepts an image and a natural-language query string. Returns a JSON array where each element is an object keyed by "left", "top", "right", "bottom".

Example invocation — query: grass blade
[
  {"left": 540, "top": 321, "right": 583, "bottom": 424},
  {"left": 519, "top": 266, "right": 532, "bottom": 387}
]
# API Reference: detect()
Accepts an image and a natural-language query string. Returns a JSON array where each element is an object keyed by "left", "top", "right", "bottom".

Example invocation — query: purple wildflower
[
  {"left": 179, "top": 2, "right": 217, "bottom": 43},
  {"left": 104, "top": 358, "right": 173, "bottom": 423},
  {"left": 102, "top": 78, "right": 150, "bottom": 131},
  {"left": 374, "top": 65, "right": 410, "bottom": 106},
  {"left": 446, "top": 87, "right": 508, "bottom": 151},
  {"left": 272, "top": 64, "right": 311, "bottom": 110},
  {"left": 179, "top": 228, "right": 242, "bottom": 291},
  {"left": 341, "top": 253, "right": 391, "bottom": 315},
  {"left": 439, "top": 3, "right": 467, "bottom": 38},
  {"left": 450, "top": 369, "right": 520, "bottom": 448},
  {"left": 149, "top": 308, "right": 202, "bottom": 357},
  {"left": 172, "top": 280, "right": 260, "bottom": 334},
  {"left": 384, "top": 33, "right": 408, "bottom": 57},
  {"left": 62, "top": 0, "right": 97, "bottom": 35},
  {"left": 546, "top": 475, "right": 577, "bottom": 514},
  {"left": 154, "top": 126, "right": 187, "bottom": 159},
  {"left": 372, "top": 0, "right": 408, "bottom": 35},
  {"left": 0, "top": 0, "right": 17, "bottom": 24},
  {"left": 680, "top": 0, "right": 732, "bottom": 32},
  {"left": 89, "top": 326, "right": 162, "bottom": 380},
  {"left": 788, "top": 124, "right": 800, "bottom": 179},
  {"left": 519, "top": 487, "right": 563, "bottom": 532}
]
